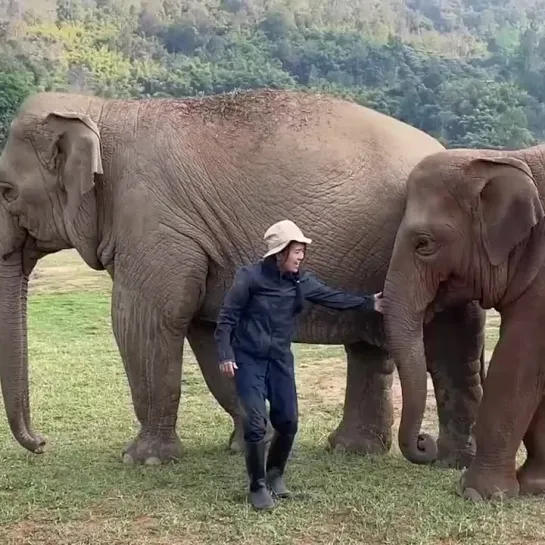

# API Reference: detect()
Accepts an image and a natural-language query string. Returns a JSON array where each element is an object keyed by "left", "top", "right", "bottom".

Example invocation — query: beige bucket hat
[{"left": 263, "top": 220, "right": 312, "bottom": 258}]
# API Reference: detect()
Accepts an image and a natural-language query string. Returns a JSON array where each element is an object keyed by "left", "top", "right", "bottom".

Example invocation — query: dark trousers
[{"left": 234, "top": 349, "right": 299, "bottom": 443}]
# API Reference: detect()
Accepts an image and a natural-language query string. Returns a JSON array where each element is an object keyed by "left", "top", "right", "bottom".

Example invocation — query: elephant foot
[
  {"left": 122, "top": 430, "right": 183, "bottom": 465},
  {"left": 435, "top": 449, "right": 475, "bottom": 470},
  {"left": 228, "top": 426, "right": 245, "bottom": 453},
  {"left": 517, "top": 460, "right": 545, "bottom": 495},
  {"left": 327, "top": 426, "right": 392, "bottom": 455},
  {"left": 435, "top": 437, "right": 476, "bottom": 469},
  {"left": 228, "top": 420, "right": 275, "bottom": 454},
  {"left": 455, "top": 467, "right": 519, "bottom": 502}
]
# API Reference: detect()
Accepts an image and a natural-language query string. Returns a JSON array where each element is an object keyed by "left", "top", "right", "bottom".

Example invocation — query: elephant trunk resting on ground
[{"left": 0, "top": 88, "right": 485, "bottom": 468}]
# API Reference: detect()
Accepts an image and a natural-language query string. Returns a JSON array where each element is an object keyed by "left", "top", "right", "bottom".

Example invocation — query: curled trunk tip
[
  {"left": 7, "top": 421, "right": 45, "bottom": 453},
  {"left": 399, "top": 432, "right": 437, "bottom": 464},
  {"left": 383, "top": 273, "right": 438, "bottom": 466}
]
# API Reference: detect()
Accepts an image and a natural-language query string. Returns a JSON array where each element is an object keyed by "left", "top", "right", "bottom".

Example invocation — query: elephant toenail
[
  {"left": 144, "top": 456, "right": 161, "bottom": 465},
  {"left": 122, "top": 453, "right": 134, "bottom": 464},
  {"left": 463, "top": 487, "right": 483, "bottom": 502}
]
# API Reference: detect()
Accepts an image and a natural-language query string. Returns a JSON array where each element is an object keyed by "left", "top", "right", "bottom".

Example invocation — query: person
[{"left": 214, "top": 219, "right": 383, "bottom": 510}]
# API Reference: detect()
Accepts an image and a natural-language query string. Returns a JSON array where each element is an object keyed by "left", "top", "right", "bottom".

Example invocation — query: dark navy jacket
[{"left": 214, "top": 257, "right": 376, "bottom": 363}]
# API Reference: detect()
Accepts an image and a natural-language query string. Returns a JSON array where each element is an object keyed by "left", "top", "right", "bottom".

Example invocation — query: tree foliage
[{"left": 1, "top": 0, "right": 545, "bottom": 149}]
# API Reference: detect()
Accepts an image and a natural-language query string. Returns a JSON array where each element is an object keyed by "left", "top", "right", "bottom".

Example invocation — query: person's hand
[
  {"left": 220, "top": 360, "right": 238, "bottom": 377},
  {"left": 373, "top": 291, "right": 384, "bottom": 313}
]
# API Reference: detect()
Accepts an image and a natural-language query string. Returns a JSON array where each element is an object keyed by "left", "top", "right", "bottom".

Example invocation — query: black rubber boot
[
  {"left": 245, "top": 440, "right": 275, "bottom": 510},
  {"left": 266, "top": 433, "right": 296, "bottom": 498}
]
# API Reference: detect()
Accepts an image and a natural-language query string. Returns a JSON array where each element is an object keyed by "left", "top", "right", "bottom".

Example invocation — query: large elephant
[
  {"left": 382, "top": 145, "right": 545, "bottom": 500},
  {"left": 0, "top": 89, "right": 485, "bottom": 468}
]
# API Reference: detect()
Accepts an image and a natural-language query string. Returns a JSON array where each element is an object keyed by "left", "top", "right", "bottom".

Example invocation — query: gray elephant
[
  {"left": 0, "top": 88, "right": 485, "bottom": 468},
  {"left": 382, "top": 146, "right": 545, "bottom": 499}
]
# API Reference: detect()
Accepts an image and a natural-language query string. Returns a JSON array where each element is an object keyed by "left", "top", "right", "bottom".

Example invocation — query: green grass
[{"left": 0, "top": 250, "right": 542, "bottom": 544}]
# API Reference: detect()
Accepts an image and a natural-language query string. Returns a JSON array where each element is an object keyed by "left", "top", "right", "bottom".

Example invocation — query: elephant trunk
[
  {"left": 383, "top": 264, "right": 438, "bottom": 464},
  {"left": 0, "top": 255, "right": 44, "bottom": 453}
]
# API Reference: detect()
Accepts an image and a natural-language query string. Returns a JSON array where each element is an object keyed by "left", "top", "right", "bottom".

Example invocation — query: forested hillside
[{"left": 1, "top": 0, "right": 545, "bottom": 149}]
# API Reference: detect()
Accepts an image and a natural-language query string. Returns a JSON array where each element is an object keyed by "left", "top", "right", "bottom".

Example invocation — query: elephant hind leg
[
  {"left": 328, "top": 342, "right": 394, "bottom": 455},
  {"left": 113, "top": 239, "right": 208, "bottom": 465},
  {"left": 517, "top": 395, "right": 545, "bottom": 495},
  {"left": 187, "top": 319, "right": 242, "bottom": 452},
  {"left": 187, "top": 319, "right": 274, "bottom": 453}
]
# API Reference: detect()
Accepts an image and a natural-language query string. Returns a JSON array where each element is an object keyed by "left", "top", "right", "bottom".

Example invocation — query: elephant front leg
[
  {"left": 112, "top": 287, "right": 184, "bottom": 465},
  {"left": 328, "top": 343, "right": 394, "bottom": 455},
  {"left": 456, "top": 311, "right": 545, "bottom": 501},
  {"left": 424, "top": 302, "right": 486, "bottom": 469},
  {"left": 517, "top": 396, "right": 545, "bottom": 495},
  {"left": 187, "top": 319, "right": 274, "bottom": 453}
]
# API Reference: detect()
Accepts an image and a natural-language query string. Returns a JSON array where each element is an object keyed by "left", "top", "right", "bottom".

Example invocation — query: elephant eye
[
  {"left": 3, "top": 188, "right": 16, "bottom": 203},
  {"left": 0, "top": 182, "right": 16, "bottom": 203},
  {"left": 413, "top": 234, "right": 436, "bottom": 256}
]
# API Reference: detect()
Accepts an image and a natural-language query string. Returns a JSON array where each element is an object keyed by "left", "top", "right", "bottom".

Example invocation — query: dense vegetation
[{"left": 1, "top": 0, "right": 545, "bottom": 149}]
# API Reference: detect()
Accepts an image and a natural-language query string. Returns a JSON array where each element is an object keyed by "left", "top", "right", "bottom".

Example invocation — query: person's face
[{"left": 278, "top": 242, "right": 306, "bottom": 273}]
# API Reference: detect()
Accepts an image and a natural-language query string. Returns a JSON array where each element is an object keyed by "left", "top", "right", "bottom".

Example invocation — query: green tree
[
  {"left": 0, "top": 0, "right": 544, "bottom": 150},
  {"left": 438, "top": 78, "right": 536, "bottom": 148},
  {"left": 0, "top": 65, "right": 36, "bottom": 147}
]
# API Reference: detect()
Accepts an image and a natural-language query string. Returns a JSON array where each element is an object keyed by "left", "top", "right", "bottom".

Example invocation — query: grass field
[{"left": 0, "top": 250, "right": 542, "bottom": 545}]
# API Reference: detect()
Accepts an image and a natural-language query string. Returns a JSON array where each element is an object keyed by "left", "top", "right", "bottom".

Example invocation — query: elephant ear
[
  {"left": 469, "top": 156, "right": 544, "bottom": 266},
  {"left": 47, "top": 111, "right": 103, "bottom": 223},
  {"left": 45, "top": 111, "right": 103, "bottom": 268}
]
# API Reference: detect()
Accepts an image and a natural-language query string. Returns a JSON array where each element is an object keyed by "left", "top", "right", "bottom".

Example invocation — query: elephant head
[
  {"left": 382, "top": 148, "right": 545, "bottom": 464},
  {"left": 0, "top": 93, "right": 105, "bottom": 452}
]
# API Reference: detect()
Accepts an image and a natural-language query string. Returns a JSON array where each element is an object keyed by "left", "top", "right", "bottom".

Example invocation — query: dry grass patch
[
  {"left": 1, "top": 515, "right": 188, "bottom": 545},
  {"left": 30, "top": 250, "right": 110, "bottom": 294}
]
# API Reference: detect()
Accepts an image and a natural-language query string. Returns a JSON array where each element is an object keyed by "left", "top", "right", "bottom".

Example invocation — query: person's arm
[
  {"left": 214, "top": 267, "right": 252, "bottom": 363},
  {"left": 301, "top": 272, "right": 377, "bottom": 311}
]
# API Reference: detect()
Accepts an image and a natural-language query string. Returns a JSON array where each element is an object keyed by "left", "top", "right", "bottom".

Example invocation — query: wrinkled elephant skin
[
  {"left": 0, "top": 89, "right": 485, "bottom": 467},
  {"left": 383, "top": 145, "right": 545, "bottom": 500}
]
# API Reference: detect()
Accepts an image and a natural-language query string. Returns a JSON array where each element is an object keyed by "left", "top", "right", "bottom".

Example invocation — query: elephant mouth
[
  {"left": 2, "top": 234, "right": 43, "bottom": 277},
  {"left": 422, "top": 281, "right": 449, "bottom": 323},
  {"left": 1, "top": 227, "right": 30, "bottom": 263},
  {"left": 423, "top": 306, "right": 435, "bottom": 324}
]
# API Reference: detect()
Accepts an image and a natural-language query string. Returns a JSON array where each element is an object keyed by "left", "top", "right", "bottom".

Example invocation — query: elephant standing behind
[{"left": 0, "top": 89, "right": 485, "bottom": 468}]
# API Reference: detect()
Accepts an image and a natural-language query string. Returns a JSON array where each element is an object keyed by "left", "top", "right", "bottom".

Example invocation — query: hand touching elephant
[
  {"left": 383, "top": 147, "right": 545, "bottom": 500},
  {"left": 0, "top": 89, "right": 485, "bottom": 469}
]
